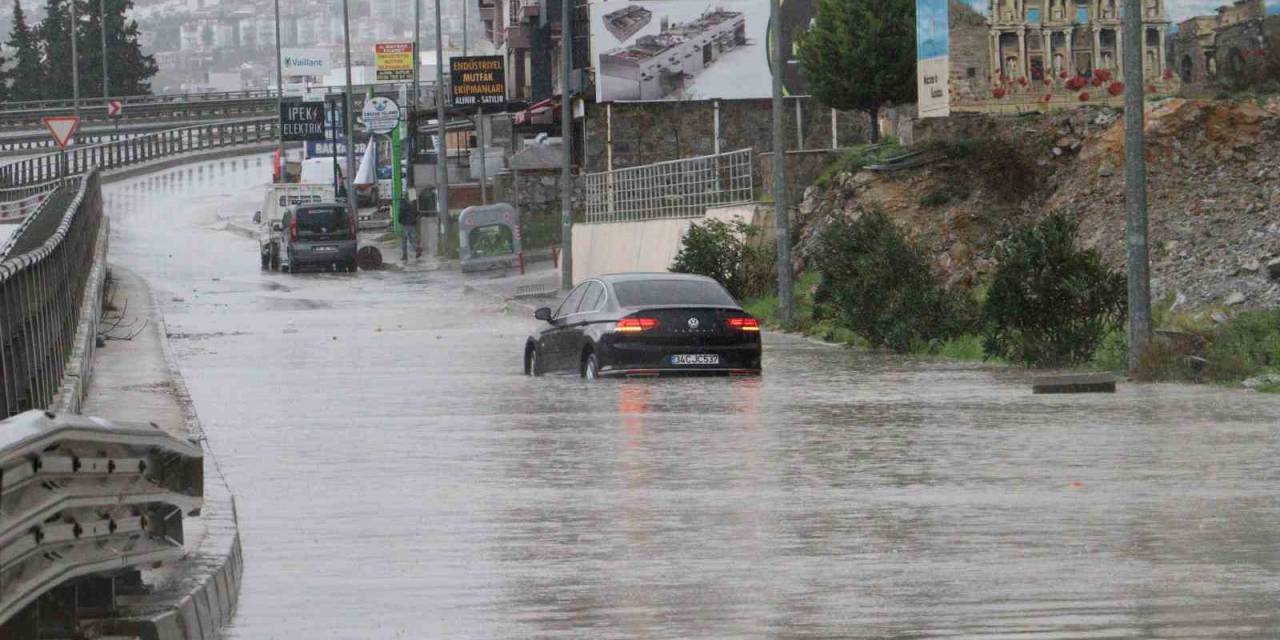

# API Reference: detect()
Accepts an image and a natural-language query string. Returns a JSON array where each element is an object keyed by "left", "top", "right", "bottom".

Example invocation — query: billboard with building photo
[
  {"left": 916, "top": 0, "right": 1278, "bottom": 116},
  {"left": 591, "top": 0, "right": 775, "bottom": 101}
]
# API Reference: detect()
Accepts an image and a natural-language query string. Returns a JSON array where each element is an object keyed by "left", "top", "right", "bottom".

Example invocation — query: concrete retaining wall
[{"left": 570, "top": 204, "right": 755, "bottom": 286}]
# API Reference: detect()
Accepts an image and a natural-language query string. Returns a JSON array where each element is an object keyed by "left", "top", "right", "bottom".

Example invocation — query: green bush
[
  {"left": 671, "top": 218, "right": 776, "bottom": 301},
  {"left": 982, "top": 213, "right": 1126, "bottom": 367},
  {"left": 811, "top": 210, "right": 975, "bottom": 353}
]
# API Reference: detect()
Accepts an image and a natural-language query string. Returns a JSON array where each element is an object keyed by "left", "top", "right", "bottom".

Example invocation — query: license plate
[
  {"left": 671, "top": 354, "right": 720, "bottom": 366},
  {"left": 314, "top": 245, "right": 338, "bottom": 252}
]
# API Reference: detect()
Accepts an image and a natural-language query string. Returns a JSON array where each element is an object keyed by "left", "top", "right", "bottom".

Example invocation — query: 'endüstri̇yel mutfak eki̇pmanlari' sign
[{"left": 450, "top": 56, "right": 507, "bottom": 108}]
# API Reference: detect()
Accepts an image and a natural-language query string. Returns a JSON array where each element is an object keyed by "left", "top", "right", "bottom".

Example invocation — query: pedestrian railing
[
  {"left": 0, "top": 179, "right": 62, "bottom": 223},
  {"left": 582, "top": 148, "right": 754, "bottom": 224},
  {"left": 0, "top": 118, "right": 279, "bottom": 188},
  {"left": 0, "top": 410, "right": 204, "bottom": 628},
  {"left": 0, "top": 172, "right": 101, "bottom": 415}
]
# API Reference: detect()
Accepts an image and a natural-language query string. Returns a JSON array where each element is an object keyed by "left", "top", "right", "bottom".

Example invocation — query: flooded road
[{"left": 105, "top": 156, "right": 1280, "bottom": 639}]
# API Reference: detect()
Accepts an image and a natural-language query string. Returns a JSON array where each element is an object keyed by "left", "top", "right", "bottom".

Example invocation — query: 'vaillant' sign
[{"left": 282, "top": 48, "right": 332, "bottom": 76}]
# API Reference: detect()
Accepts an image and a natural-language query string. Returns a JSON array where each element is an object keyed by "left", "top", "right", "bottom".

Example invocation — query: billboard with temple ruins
[{"left": 916, "top": 0, "right": 1279, "bottom": 116}]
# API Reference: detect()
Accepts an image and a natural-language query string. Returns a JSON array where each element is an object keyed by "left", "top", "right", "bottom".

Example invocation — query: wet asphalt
[{"left": 103, "top": 155, "right": 1280, "bottom": 639}]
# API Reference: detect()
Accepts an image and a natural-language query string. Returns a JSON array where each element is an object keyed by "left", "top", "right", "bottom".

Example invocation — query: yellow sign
[{"left": 375, "top": 42, "right": 414, "bottom": 81}]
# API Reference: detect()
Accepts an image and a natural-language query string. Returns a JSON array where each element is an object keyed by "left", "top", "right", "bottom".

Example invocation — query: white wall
[{"left": 570, "top": 204, "right": 754, "bottom": 286}]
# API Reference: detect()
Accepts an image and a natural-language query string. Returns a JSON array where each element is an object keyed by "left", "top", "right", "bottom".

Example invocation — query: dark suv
[{"left": 279, "top": 203, "right": 358, "bottom": 273}]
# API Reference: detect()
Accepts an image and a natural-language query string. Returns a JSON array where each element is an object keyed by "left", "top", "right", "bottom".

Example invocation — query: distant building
[{"left": 1169, "top": 0, "right": 1269, "bottom": 83}]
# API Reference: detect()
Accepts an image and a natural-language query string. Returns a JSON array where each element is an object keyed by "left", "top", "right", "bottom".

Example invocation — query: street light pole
[
  {"left": 558, "top": 0, "right": 572, "bottom": 289},
  {"left": 434, "top": 0, "right": 450, "bottom": 236},
  {"left": 70, "top": 0, "right": 80, "bottom": 118},
  {"left": 100, "top": 0, "right": 108, "bottom": 99},
  {"left": 769, "top": 0, "right": 792, "bottom": 324},
  {"left": 273, "top": 0, "right": 284, "bottom": 181},
  {"left": 462, "top": 0, "right": 468, "bottom": 55},
  {"left": 409, "top": 0, "right": 419, "bottom": 192},
  {"left": 341, "top": 0, "right": 357, "bottom": 223},
  {"left": 1122, "top": 0, "right": 1151, "bottom": 370}
]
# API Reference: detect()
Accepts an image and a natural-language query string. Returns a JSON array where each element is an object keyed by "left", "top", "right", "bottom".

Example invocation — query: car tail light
[
  {"left": 289, "top": 215, "right": 297, "bottom": 241},
  {"left": 615, "top": 317, "right": 659, "bottom": 333},
  {"left": 727, "top": 317, "right": 761, "bottom": 332}
]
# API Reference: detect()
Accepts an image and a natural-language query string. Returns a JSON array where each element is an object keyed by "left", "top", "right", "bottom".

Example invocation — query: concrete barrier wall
[{"left": 571, "top": 204, "right": 756, "bottom": 286}]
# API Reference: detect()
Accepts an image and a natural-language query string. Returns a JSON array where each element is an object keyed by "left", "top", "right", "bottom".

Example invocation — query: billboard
[
  {"left": 592, "top": 0, "right": 773, "bottom": 101},
  {"left": 450, "top": 56, "right": 507, "bottom": 108},
  {"left": 375, "top": 42, "right": 414, "bottom": 81},
  {"left": 915, "top": 0, "right": 1278, "bottom": 116},
  {"left": 279, "top": 100, "right": 326, "bottom": 142},
  {"left": 282, "top": 48, "right": 332, "bottom": 77}
]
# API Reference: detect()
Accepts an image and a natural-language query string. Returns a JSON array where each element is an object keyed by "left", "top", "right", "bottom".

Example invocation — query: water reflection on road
[{"left": 103, "top": 155, "right": 1280, "bottom": 639}]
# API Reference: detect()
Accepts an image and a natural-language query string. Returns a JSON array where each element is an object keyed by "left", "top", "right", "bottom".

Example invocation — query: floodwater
[{"left": 104, "top": 155, "right": 1280, "bottom": 639}]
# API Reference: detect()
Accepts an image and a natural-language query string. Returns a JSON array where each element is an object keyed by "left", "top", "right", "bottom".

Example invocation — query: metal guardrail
[
  {"left": 0, "top": 409, "right": 204, "bottom": 628},
  {"left": 0, "top": 119, "right": 279, "bottom": 188},
  {"left": 0, "top": 172, "right": 101, "bottom": 415},
  {"left": 582, "top": 148, "right": 755, "bottom": 224},
  {"left": 0, "top": 81, "right": 448, "bottom": 130}
]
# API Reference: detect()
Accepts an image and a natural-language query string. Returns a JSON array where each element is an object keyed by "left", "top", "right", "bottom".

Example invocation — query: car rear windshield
[
  {"left": 613, "top": 279, "right": 738, "bottom": 307},
  {"left": 296, "top": 207, "right": 349, "bottom": 235}
]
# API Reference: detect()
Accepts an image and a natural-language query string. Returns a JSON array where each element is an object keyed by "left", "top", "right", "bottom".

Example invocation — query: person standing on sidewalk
[{"left": 399, "top": 191, "right": 422, "bottom": 262}]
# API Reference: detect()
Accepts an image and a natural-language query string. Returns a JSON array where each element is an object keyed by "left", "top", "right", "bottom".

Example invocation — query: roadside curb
[
  {"left": 462, "top": 281, "right": 540, "bottom": 316},
  {"left": 98, "top": 267, "right": 243, "bottom": 640}
]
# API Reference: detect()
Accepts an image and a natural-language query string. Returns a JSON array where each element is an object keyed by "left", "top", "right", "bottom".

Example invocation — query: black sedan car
[{"left": 524, "top": 273, "right": 762, "bottom": 379}]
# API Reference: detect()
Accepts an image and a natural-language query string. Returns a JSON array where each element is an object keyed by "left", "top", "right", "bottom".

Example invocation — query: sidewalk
[{"left": 81, "top": 266, "right": 243, "bottom": 640}]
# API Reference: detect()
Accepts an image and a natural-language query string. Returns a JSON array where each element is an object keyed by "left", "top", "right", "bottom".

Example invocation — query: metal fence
[
  {"left": 0, "top": 410, "right": 203, "bottom": 631},
  {"left": 583, "top": 148, "right": 754, "bottom": 224},
  {"left": 0, "top": 172, "right": 101, "bottom": 416},
  {"left": 0, "top": 118, "right": 278, "bottom": 188}
]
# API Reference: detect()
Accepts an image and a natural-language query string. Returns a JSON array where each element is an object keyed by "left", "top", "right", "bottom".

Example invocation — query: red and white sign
[
  {"left": 107, "top": 99, "right": 123, "bottom": 119},
  {"left": 42, "top": 116, "right": 81, "bottom": 149}
]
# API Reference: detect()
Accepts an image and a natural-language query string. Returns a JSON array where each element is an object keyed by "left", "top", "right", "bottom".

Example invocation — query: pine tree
[
  {"left": 7, "top": 0, "right": 43, "bottom": 101},
  {"left": 104, "top": 0, "right": 157, "bottom": 95},
  {"left": 794, "top": 0, "right": 916, "bottom": 142},
  {"left": 37, "top": 0, "right": 74, "bottom": 99}
]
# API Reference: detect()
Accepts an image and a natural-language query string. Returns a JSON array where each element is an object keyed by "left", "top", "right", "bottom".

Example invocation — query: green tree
[
  {"left": 37, "top": 0, "right": 73, "bottom": 99},
  {"left": 7, "top": 0, "right": 44, "bottom": 100},
  {"left": 795, "top": 0, "right": 916, "bottom": 142},
  {"left": 101, "top": 0, "right": 158, "bottom": 96}
]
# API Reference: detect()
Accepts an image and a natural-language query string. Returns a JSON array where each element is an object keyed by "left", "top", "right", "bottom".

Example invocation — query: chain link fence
[{"left": 583, "top": 148, "right": 754, "bottom": 224}]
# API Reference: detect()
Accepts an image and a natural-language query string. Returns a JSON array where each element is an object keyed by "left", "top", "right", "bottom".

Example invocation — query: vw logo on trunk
[{"left": 687, "top": 317, "right": 700, "bottom": 329}]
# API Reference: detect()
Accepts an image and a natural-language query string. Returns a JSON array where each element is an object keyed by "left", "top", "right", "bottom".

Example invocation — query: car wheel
[
  {"left": 525, "top": 345, "right": 543, "bottom": 376},
  {"left": 269, "top": 245, "right": 280, "bottom": 271},
  {"left": 583, "top": 352, "right": 600, "bottom": 380},
  {"left": 261, "top": 250, "right": 270, "bottom": 269}
]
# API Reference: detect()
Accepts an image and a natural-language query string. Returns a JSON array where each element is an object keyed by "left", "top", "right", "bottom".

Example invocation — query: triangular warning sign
[{"left": 43, "top": 116, "right": 81, "bottom": 149}]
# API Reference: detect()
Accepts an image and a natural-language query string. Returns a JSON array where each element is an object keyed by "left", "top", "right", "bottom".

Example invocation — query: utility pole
[
  {"left": 434, "top": 0, "right": 450, "bottom": 237},
  {"left": 100, "top": 0, "right": 108, "bottom": 99},
  {"left": 70, "top": 0, "right": 80, "bottom": 119},
  {"left": 341, "top": 0, "right": 357, "bottom": 223},
  {"left": 1122, "top": 0, "right": 1150, "bottom": 370},
  {"left": 462, "top": 0, "right": 468, "bottom": 55},
  {"left": 410, "top": 0, "right": 419, "bottom": 191},
  {"left": 769, "top": 0, "right": 792, "bottom": 324},
  {"left": 273, "top": 0, "right": 284, "bottom": 181},
  {"left": 558, "top": 0, "right": 573, "bottom": 289}
]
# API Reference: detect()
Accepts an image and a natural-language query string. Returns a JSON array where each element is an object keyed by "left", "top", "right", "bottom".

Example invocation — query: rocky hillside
[{"left": 793, "top": 98, "right": 1280, "bottom": 309}]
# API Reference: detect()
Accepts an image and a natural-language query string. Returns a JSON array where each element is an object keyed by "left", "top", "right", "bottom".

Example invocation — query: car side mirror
[
  {"left": 534, "top": 307, "right": 552, "bottom": 322},
  {"left": 253, "top": 211, "right": 262, "bottom": 224}
]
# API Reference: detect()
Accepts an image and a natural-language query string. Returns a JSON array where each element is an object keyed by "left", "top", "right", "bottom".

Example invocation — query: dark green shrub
[
  {"left": 811, "top": 210, "right": 975, "bottom": 353},
  {"left": 1202, "top": 308, "right": 1280, "bottom": 381},
  {"left": 671, "top": 218, "right": 775, "bottom": 301},
  {"left": 982, "top": 213, "right": 1126, "bottom": 367}
]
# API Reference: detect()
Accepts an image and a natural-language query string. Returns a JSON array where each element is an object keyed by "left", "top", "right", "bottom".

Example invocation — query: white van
[{"left": 300, "top": 157, "right": 377, "bottom": 206}]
